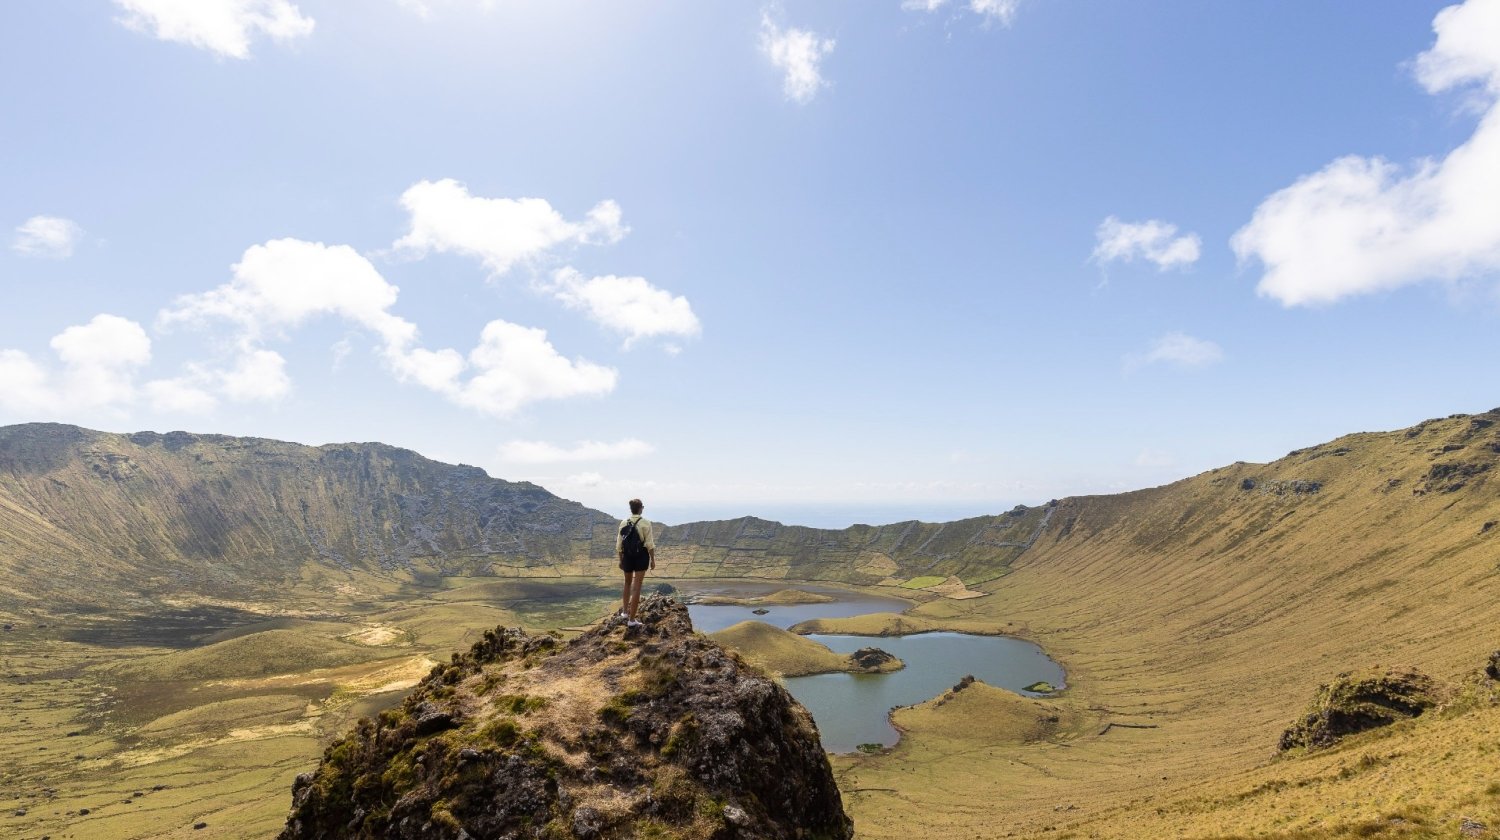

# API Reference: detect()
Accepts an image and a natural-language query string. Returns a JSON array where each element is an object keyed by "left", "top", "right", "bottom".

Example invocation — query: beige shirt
[{"left": 615, "top": 515, "right": 656, "bottom": 555}]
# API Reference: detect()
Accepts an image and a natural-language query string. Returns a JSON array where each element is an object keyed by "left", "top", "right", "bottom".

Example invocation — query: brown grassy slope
[{"left": 836, "top": 410, "right": 1500, "bottom": 838}]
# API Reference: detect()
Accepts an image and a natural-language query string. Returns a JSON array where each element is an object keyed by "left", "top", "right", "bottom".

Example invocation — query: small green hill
[
  {"left": 711, "top": 620, "right": 902, "bottom": 677},
  {"left": 109, "top": 628, "right": 398, "bottom": 682}
]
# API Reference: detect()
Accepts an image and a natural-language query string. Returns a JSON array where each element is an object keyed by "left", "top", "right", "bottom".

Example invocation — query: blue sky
[{"left": 4, "top": 1, "right": 1498, "bottom": 527}]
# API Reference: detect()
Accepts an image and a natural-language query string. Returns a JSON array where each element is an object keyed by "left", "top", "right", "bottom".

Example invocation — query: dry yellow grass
[
  {"left": 4, "top": 413, "right": 1497, "bottom": 838},
  {"left": 834, "top": 411, "right": 1500, "bottom": 838}
]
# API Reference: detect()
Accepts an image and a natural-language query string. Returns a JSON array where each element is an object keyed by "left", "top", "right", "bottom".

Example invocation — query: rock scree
[
  {"left": 1278, "top": 666, "right": 1439, "bottom": 752},
  {"left": 278, "top": 595, "right": 854, "bottom": 839}
]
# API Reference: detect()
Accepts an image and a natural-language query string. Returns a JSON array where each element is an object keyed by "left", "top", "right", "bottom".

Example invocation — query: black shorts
[{"left": 619, "top": 554, "right": 650, "bottom": 573}]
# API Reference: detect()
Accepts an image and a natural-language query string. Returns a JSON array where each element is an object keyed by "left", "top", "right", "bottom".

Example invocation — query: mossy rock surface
[
  {"left": 1278, "top": 666, "right": 1442, "bottom": 752},
  {"left": 279, "top": 596, "right": 853, "bottom": 840}
]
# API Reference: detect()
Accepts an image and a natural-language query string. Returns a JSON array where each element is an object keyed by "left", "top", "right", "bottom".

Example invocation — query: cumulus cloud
[
  {"left": 547, "top": 268, "right": 701, "bottom": 348},
  {"left": 1126, "top": 332, "right": 1224, "bottom": 371},
  {"left": 1093, "top": 216, "right": 1202, "bottom": 271},
  {"left": 113, "top": 0, "right": 315, "bottom": 59},
  {"left": 499, "top": 438, "right": 654, "bottom": 464},
  {"left": 160, "top": 238, "right": 617, "bottom": 416},
  {"left": 759, "top": 14, "right": 835, "bottom": 104},
  {"left": 1232, "top": 0, "right": 1500, "bottom": 307},
  {"left": 0, "top": 314, "right": 152, "bottom": 415},
  {"left": 402, "top": 320, "right": 618, "bottom": 417},
  {"left": 394, "top": 179, "right": 627, "bottom": 275},
  {"left": 12, "top": 216, "right": 84, "bottom": 259}
]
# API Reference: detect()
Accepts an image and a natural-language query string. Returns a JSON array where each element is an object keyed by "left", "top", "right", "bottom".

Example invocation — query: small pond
[{"left": 683, "top": 582, "right": 1066, "bottom": 754}]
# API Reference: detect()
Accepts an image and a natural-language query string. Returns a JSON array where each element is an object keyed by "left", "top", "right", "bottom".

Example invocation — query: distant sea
[{"left": 657, "top": 502, "right": 1025, "bottom": 530}]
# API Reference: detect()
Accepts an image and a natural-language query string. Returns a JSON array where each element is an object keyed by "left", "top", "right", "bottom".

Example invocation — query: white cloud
[
  {"left": 438, "top": 320, "right": 617, "bottom": 417},
  {"left": 0, "top": 314, "right": 152, "bottom": 415},
  {"left": 1232, "top": 0, "right": 1500, "bottom": 307},
  {"left": 12, "top": 216, "right": 84, "bottom": 259},
  {"left": 759, "top": 14, "right": 835, "bottom": 104},
  {"left": 394, "top": 179, "right": 627, "bottom": 276},
  {"left": 159, "top": 238, "right": 619, "bottom": 416},
  {"left": 902, "top": 0, "right": 948, "bottom": 11},
  {"left": 218, "top": 348, "right": 291, "bottom": 401},
  {"left": 564, "top": 471, "right": 606, "bottom": 488},
  {"left": 144, "top": 378, "right": 218, "bottom": 414},
  {"left": 1093, "top": 216, "right": 1202, "bottom": 271},
  {"left": 547, "top": 268, "right": 701, "bottom": 348},
  {"left": 113, "top": 0, "right": 315, "bottom": 59},
  {"left": 500, "top": 438, "right": 654, "bottom": 464},
  {"left": 1126, "top": 332, "right": 1224, "bottom": 371},
  {"left": 161, "top": 238, "right": 414, "bottom": 348},
  {"left": 969, "top": 0, "right": 1021, "bottom": 25}
]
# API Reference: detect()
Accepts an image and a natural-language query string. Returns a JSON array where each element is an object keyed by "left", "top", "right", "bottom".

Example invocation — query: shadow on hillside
[{"left": 60, "top": 606, "right": 276, "bottom": 649}]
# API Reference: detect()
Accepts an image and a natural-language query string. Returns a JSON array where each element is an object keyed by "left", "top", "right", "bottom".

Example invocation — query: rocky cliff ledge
[{"left": 279, "top": 596, "right": 853, "bottom": 839}]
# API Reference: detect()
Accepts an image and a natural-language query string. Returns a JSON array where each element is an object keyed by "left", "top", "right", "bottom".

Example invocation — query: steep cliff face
[
  {"left": 0, "top": 423, "right": 615, "bottom": 602},
  {"left": 279, "top": 596, "right": 853, "bottom": 840},
  {"left": 0, "top": 422, "right": 1054, "bottom": 605}
]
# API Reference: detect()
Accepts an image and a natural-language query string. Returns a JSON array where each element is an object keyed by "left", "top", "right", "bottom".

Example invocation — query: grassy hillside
[
  {"left": 0, "top": 423, "right": 616, "bottom": 605},
  {"left": 833, "top": 409, "right": 1500, "bottom": 838},
  {"left": 0, "top": 424, "right": 1051, "bottom": 609},
  {"left": 3, "top": 409, "right": 1498, "bottom": 838}
]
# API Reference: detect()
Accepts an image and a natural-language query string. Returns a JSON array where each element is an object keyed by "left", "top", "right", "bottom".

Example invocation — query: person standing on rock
[{"left": 616, "top": 498, "right": 656, "bottom": 627}]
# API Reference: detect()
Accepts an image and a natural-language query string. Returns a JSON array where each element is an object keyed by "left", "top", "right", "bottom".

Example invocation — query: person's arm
[
  {"left": 646, "top": 520, "right": 657, "bottom": 570},
  {"left": 615, "top": 520, "right": 624, "bottom": 561}
]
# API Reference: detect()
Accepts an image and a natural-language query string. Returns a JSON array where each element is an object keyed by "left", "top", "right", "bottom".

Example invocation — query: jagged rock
[
  {"left": 279, "top": 596, "right": 853, "bottom": 840},
  {"left": 752, "top": 608, "right": 770, "bottom": 616},
  {"left": 1486, "top": 652, "right": 1500, "bottom": 681},
  {"left": 1278, "top": 666, "right": 1439, "bottom": 752}
]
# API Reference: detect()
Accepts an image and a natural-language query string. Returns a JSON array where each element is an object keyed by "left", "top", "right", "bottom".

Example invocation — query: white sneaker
[
  {"left": 617, "top": 611, "right": 627, "bottom": 619},
  {"left": 627, "top": 619, "right": 643, "bottom": 628}
]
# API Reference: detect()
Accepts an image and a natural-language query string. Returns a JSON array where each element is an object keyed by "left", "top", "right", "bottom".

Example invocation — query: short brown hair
[{"left": 629, "top": 498, "right": 643, "bottom": 514}]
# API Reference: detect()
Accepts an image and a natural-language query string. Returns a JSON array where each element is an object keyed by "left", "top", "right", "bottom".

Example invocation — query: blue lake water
[{"left": 683, "top": 583, "right": 1066, "bottom": 753}]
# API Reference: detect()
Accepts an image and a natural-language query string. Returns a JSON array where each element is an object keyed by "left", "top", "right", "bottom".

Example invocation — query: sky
[{"left": 3, "top": 0, "right": 1499, "bottom": 528}]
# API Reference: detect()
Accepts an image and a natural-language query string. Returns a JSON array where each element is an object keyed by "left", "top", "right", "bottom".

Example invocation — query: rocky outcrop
[
  {"left": 1486, "top": 651, "right": 1500, "bottom": 682},
  {"left": 1278, "top": 666, "right": 1440, "bottom": 752},
  {"left": 849, "top": 647, "right": 899, "bottom": 673},
  {"left": 279, "top": 596, "right": 853, "bottom": 839}
]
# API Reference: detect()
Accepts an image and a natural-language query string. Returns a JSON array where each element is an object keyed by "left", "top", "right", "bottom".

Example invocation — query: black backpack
[{"left": 620, "top": 517, "right": 648, "bottom": 563}]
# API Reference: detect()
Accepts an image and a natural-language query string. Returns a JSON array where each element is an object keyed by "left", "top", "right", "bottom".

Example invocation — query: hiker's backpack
[{"left": 620, "top": 517, "right": 648, "bottom": 564}]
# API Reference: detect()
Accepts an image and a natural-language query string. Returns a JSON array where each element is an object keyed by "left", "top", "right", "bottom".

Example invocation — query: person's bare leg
[
  {"left": 620, "top": 571, "right": 636, "bottom": 618},
  {"left": 627, "top": 571, "right": 646, "bottom": 619}
]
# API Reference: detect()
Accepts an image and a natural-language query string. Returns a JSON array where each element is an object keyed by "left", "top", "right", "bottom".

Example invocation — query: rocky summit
[{"left": 278, "top": 596, "right": 853, "bottom": 839}]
